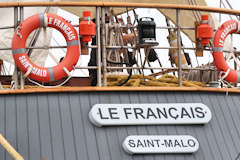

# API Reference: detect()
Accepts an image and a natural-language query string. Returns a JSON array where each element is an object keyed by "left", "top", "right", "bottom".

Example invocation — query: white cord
[
  {"left": 27, "top": 75, "right": 72, "bottom": 88},
  {"left": 219, "top": 68, "right": 230, "bottom": 81},
  {"left": 218, "top": 69, "right": 240, "bottom": 96},
  {"left": 26, "top": 67, "right": 75, "bottom": 88}
]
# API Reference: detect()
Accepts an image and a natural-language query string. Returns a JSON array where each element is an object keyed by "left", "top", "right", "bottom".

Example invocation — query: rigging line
[
  {"left": 191, "top": 0, "right": 202, "bottom": 21},
  {"left": 221, "top": 0, "right": 233, "bottom": 20},
  {"left": 51, "top": 36, "right": 66, "bottom": 54},
  {"left": 131, "top": 9, "right": 145, "bottom": 75},
  {"left": 191, "top": 40, "right": 199, "bottom": 67},
  {"left": 219, "top": 0, "right": 222, "bottom": 25},
  {"left": 224, "top": 0, "right": 239, "bottom": 20},
  {"left": 117, "top": 8, "right": 135, "bottom": 85},
  {"left": 192, "top": 0, "right": 202, "bottom": 21},
  {"left": 27, "top": 0, "right": 53, "bottom": 57},
  {"left": 187, "top": 0, "right": 199, "bottom": 22},
  {"left": 219, "top": 0, "right": 233, "bottom": 22},
  {"left": 188, "top": 0, "right": 205, "bottom": 68},
  {"left": 224, "top": 0, "right": 234, "bottom": 9},
  {"left": 224, "top": 0, "right": 240, "bottom": 21}
]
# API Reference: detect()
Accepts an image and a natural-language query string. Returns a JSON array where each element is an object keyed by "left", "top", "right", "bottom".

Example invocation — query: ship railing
[{"left": 0, "top": 2, "right": 240, "bottom": 88}]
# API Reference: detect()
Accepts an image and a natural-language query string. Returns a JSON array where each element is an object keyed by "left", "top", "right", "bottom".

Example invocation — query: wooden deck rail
[
  {"left": 0, "top": 2, "right": 240, "bottom": 15},
  {"left": 0, "top": 87, "right": 239, "bottom": 95}
]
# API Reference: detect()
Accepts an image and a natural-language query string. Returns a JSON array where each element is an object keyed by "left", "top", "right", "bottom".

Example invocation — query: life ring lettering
[
  {"left": 48, "top": 17, "right": 76, "bottom": 41},
  {"left": 18, "top": 55, "right": 47, "bottom": 77},
  {"left": 12, "top": 13, "right": 80, "bottom": 82},
  {"left": 212, "top": 20, "right": 240, "bottom": 83}
]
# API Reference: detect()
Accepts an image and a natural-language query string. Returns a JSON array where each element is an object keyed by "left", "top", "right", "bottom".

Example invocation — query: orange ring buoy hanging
[
  {"left": 12, "top": 13, "right": 80, "bottom": 82},
  {"left": 213, "top": 19, "right": 240, "bottom": 83}
]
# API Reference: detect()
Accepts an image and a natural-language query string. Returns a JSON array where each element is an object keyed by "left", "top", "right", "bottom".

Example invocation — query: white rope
[
  {"left": 231, "top": 53, "right": 240, "bottom": 69},
  {"left": 218, "top": 77, "right": 230, "bottom": 96},
  {"left": 27, "top": 76, "right": 71, "bottom": 88},
  {"left": 217, "top": 68, "right": 240, "bottom": 96},
  {"left": 16, "top": 25, "right": 23, "bottom": 39},
  {"left": 219, "top": 68, "right": 230, "bottom": 81},
  {"left": 218, "top": 68, "right": 230, "bottom": 93},
  {"left": 63, "top": 67, "right": 71, "bottom": 77},
  {"left": 26, "top": 67, "right": 74, "bottom": 89}
]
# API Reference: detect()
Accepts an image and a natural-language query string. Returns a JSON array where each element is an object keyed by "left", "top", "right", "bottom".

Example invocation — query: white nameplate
[
  {"left": 122, "top": 135, "right": 199, "bottom": 154},
  {"left": 89, "top": 103, "right": 212, "bottom": 127}
]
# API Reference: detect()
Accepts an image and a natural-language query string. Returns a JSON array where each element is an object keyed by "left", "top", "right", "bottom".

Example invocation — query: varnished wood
[
  {"left": 0, "top": 86, "right": 239, "bottom": 95},
  {"left": 0, "top": 134, "right": 24, "bottom": 160},
  {"left": 0, "top": 2, "right": 240, "bottom": 16}
]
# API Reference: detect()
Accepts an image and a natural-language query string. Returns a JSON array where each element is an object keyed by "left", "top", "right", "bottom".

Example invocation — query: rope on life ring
[
  {"left": 12, "top": 13, "right": 80, "bottom": 82},
  {"left": 212, "top": 19, "right": 240, "bottom": 83}
]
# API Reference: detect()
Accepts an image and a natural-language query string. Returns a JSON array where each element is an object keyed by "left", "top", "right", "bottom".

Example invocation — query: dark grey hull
[{"left": 0, "top": 91, "right": 239, "bottom": 160}]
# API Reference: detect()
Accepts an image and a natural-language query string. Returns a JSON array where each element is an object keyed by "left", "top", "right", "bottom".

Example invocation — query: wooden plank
[
  {"left": 5, "top": 96, "right": 17, "bottom": 160},
  {"left": 0, "top": 96, "right": 5, "bottom": 160},
  {"left": 16, "top": 96, "right": 28, "bottom": 160},
  {"left": 47, "top": 94, "right": 65, "bottom": 160},
  {"left": 199, "top": 93, "right": 228, "bottom": 159},
  {"left": 69, "top": 94, "right": 89, "bottom": 160},
  {"left": 58, "top": 93, "right": 77, "bottom": 160},
  {"left": 37, "top": 95, "right": 53, "bottom": 160},
  {"left": 78, "top": 93, "right": 99, "bottom": 160},
  {"left": 26, "top": 95, "right": 41, "bottom": 160},
  {"left": 109, "top": 92, "right": 130, "bottom": 160}
]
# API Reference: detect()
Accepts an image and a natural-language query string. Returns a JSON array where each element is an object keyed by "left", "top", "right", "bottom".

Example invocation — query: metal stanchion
[
  {"left": 96, "top": 7, "right": 102, "bottom": 87},
  {"left": 12, "top": 7, "right": 19, "bottom": 89},
  {"left": 176, "top": 9, "right": 182, "bottom": 86},
  {"left": 101, "top": 7, "right": 107, "bottom": 86},
  {"left": 20, "top": 7, "right": 25, "bottom": 89}
]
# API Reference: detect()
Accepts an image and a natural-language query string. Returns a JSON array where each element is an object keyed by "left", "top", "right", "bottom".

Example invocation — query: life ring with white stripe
[
  {"left": 213, "top": 19, "right": 240, "bottom": 83},
  {"left": 12, "top": 13, "right": 80, "bottom": 82}
]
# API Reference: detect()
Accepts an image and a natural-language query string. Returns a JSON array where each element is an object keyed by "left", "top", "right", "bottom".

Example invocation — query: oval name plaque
[
  {"left": 89, "top": 103, "right": 212, "bottom": 127},
  {"left": 122, "top": 135, "right": 199, "bottom": 154}
]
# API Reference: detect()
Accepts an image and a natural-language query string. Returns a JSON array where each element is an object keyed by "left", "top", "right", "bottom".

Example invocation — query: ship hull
[{"left": 0, "top": 90, "right": 239, "bottom": 160}]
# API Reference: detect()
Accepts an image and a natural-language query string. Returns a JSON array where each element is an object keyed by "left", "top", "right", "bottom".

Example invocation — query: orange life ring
[
  {"left": 12, "top": 13, "right": 80, "bottom": 82},
  {"left": 213, "top": 19, "right": 240, "bottom": 83}
]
